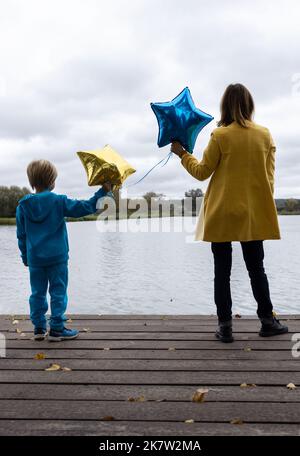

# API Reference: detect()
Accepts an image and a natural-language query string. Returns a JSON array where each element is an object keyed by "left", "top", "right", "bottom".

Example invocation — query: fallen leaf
[
  {"left": 184, "top": 419, "right": 194, "bottom": 424},
  {"left": 16, "top": 328, "right": 22, "bottom": 334},
  {"left": 244, "top": 347, "right": 252, "bottom": 352},
  {"left": 103, "top": 416, "right": 114, "bottom": 421},
  {"left": 34, "top": 353, "right": 46, "bottom": 360},
  {"left": 20, "top": 333, "right": 26, "bottom": 337},
  {"left": 66, "top": 319, "right": 72, "bottom": 323},
  {"left": 103, "top": 347, "right": 110, "bottom": 351},
  {"left": 234, "top": 314, "right": 242, "bottom": 318},
  {"left": 62, "top": 367, "right": 72, "bottom": 372},
  {"left": 287, "top": 383, "right": 297, "bottom": 390},
  {"left": 168, "top": 347, "right": 176, "bottom": 351},
  {"left": 230, "top": 418, "right": 244, "bottom": 425},
  {"left": 45, "top": 363, "right": 61, "bottom": 371},
  {"left": 82, "top": 328, "right": 90, "bottom": 332},
  {"left": 192, "top": 388, "right": 209, "bottom": 402},
  {"left": 127, "top": 395, "right": 146, "bottom": 402},
  {"left": 12, "top": 320, "right": 19, "bottom": 325},
  {"left": 240, "top": 383, "right": 256, "bottom": 388}
]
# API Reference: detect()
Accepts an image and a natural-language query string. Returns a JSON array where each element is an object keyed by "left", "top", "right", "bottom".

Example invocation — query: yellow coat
[{"left": 181, "top": 121, "right": 281, "bottom": 242}]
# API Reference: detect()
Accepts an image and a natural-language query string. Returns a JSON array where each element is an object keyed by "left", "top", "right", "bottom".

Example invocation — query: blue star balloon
[{"left": 151, "top": 87, "right": 214, "bottom": 153}]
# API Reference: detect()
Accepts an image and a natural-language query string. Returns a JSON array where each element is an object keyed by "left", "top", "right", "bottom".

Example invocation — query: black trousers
[{"left": 211, "top": 241, "right": 274, "bottom": 322}]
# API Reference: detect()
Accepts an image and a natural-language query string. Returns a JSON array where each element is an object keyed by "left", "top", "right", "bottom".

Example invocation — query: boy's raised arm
[
  {"left": 16, "top": 206, "right": 28, "bottom": 266},
  {"left": 62, "top": 187, "right": 109, "bottom": 218}
]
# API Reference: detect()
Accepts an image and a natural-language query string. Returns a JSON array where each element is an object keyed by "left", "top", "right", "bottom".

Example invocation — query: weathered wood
[
  {"left": 0, "top": 314, "right": 299, "bottom": 436},
  {"left": 5, "top": 348, "right": 295, "bottom": 360},
  {"left": 2, "top": 314, "right": 299, "bottom": 320},
  {"left": 0, "top": 370, "right": 299, "bottom": 385},
  {"left": 0, "top": 420, "right": 299, "bottom": 436},
  {"left": 0, "top": 358, "right": 299, "bottom": 372},
  {"left": 0, "top": 400, "right": 299, "bottom": 423},
  {"left": 5, "top": 339, "right": 294, "bottom": 350},
  {"left": 3, "top": 331, "right": 295, "bottom": 340},
  {"left": 0, "top": 384, "right": 299, "bottom": 403}
]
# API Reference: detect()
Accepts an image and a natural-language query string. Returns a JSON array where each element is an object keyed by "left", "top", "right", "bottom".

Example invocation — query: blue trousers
[{"left": 29, "top": 262, "right": 68, "bottom": 331}]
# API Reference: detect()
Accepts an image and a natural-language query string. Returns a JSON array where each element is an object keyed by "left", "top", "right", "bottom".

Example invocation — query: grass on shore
[{"left": 1, "top": 211, "right": 300, "bottom": 226}]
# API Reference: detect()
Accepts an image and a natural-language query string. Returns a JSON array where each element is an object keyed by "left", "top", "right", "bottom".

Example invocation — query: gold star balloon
[{"left": 77, "top": 145, "right": 136, "bottom": 189}]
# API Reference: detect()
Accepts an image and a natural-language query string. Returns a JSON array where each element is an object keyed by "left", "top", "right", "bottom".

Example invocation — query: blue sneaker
[
  {"left": 48, "top": 327, "right": 79, "bottom": 342},
  {"left": 34, "top": 327, "right": 48, "bottom": 341}
]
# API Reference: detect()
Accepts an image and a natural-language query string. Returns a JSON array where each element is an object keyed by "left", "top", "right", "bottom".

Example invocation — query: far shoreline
[{"left": 1, "top": 212, "right": 300, "bottom": 226}]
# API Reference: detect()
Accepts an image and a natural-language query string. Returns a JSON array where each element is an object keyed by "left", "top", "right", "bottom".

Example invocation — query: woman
[{"left": 171, "top": 83, "right": 288, "bottom": 343}]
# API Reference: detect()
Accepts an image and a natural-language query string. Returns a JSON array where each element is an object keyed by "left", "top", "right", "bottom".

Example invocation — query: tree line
[{"left": 0, "top": 185, "right": 299, "bottom": 218}]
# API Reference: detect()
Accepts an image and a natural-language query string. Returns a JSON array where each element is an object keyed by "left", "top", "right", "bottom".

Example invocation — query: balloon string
[{"left": 126, "top": 151, "right": 172, "bottom": 187}]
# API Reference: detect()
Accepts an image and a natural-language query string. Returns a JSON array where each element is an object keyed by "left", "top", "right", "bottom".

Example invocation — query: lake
[{"left": 0, "top": 216, "right": 299, "bottom": 315}]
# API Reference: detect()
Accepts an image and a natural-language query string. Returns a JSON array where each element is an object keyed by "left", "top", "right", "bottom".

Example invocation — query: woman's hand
[
  {"left": 102, "top": 182, "right": 112, "bottom": 192},
  {"left": 171, "top": 141, "right": 187, "bottom": 158}
]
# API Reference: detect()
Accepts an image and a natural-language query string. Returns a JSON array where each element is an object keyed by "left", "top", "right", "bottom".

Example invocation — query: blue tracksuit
[{"left": 16, "top": 188, "right": 108, "bottom": 330}]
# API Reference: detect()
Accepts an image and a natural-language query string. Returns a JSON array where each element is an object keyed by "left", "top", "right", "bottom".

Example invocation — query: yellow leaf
[
  {"left": 230, "top": 418, "right": 244, "bottom": 425},
  {"left": 62, "top": 367, "right": 72, "bottom": 371},
  {"left": 20, "top": 333, "right": 26, "bottom": 337},
  {"left": 168, "top": 347, "right": 176, "bottom": 351},
  {"left": 16, "top": 328, "right": 22, "bottom": 334},
  {"left": 127, "top": 395, "right": 146, "bottom": 402},
  {"left": 34, "top": 353, "right": 46, "bottom": 360},
  {"left": 287, "top": 383, "right": 297, "bottom": 390},
  {"left": 192, "top": 388, "right": 209, "bottom": 402},
  {"left": 184, "top": 419, "right": 194, "bottom": 424},
  {"left": 240, "top": 383, "right": 256, "bottom": 388},
  {"left": 82, "top": 328, "right": 90, "bottom": 332},
  {"left": 244, "top": 347, "right": 252, "bottom": 352},
  {"left": 102, "top": 416, "right": 114, "bottom": 421},
  {"left": 45, "top": 363, "right": 61, "bottom": 371},
  {"left": 12, "top": 320, "right": 19, "bottom": 325},
  {"left": 103, "top": 347, "right": 110, "bottom": 351}
]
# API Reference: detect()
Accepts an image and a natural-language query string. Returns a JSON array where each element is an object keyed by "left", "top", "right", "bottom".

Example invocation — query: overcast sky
[{"left": 0, "top": 0, "right": 299, "bottom": 199}]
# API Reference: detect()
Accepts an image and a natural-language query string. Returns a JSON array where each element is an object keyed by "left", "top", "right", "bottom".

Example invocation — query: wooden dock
[{"left": 0, "top": 314, "right": 299, "bottom": 436}]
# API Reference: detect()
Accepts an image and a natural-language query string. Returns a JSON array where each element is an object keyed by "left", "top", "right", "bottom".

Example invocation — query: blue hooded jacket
[{"left": 16, "top": 188, "right": 108, "bottom": 267}]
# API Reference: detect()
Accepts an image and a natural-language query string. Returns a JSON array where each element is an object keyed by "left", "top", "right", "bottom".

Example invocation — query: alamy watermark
[
  {"left": 291, "top": 333, "right": 300, "bottom": 358},
  {"left": 291, "top": 73, "right": 300, "bottom": 97},
  {"left": 0, "top": 333, "right": 6, "bottom": 358},
  {"left": 95, "top": 191, "right": 203, "bottom": 243}
]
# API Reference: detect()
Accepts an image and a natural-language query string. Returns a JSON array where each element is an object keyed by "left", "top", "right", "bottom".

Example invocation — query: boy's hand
[
  {"left": 171, "top": 141, "right": 187, "bottom": 158},
  {"left": 102, "top": 182, "right": 112, "bottom": 192}
]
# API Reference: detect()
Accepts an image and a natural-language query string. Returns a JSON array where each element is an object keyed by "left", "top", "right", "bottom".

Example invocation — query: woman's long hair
[{"left": 217, "top": 83, "right": 255, "bottom": 127}]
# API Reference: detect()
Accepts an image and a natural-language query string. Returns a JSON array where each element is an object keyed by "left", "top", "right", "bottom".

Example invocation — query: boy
[{"left": 16, "top": 159, "right": 111, "bottom": 341}]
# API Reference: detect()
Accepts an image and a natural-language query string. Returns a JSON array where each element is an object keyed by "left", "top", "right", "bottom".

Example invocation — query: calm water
[{"left": 0, "top": 216, "right": 299, "bottom": 315}]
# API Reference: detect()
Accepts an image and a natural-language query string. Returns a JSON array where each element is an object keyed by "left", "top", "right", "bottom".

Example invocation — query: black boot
[
  {"left": 259, "top": 317, "right": 288, "bottom": 337},
  {"left": 215, "top": 320, "right": 234, "bottom": 343}
]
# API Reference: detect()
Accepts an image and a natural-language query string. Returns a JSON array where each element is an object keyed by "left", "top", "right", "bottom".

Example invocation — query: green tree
[
  {"left": 0, "top": 186, "right": 30, "bottom": 217},
  {"left": 285, "top": 198, "right": 300, "bottom": 212}
]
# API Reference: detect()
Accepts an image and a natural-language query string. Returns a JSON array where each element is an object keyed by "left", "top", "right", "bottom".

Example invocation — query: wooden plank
[
  {"left": 5, "top": 339, "right": 294, "bottom": 350},
  {"left": 0, "top": 384, "right": 299, "bottom": 403},
  {"left": 3, "top": 330, "right": 296, "bottom": 340},
  {"left": 0, "top": 314, "right": 300, "bottom": 321},
  {"left": 4, "top": 348, "right": 295, "bottom": 360},
  {"left": 0, "top": 370, "right": 299, "bottom": 385},
  {"left": 0, "top": 400, "right": 299, "bottom": 423},
  {"left": 0, "top": 420, "right": 299, "bottom": 436},
  {"left": 1, "top": 358, "right": 300, "bottom": 372}
]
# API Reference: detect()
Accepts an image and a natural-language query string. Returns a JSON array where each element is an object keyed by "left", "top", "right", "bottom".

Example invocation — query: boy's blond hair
[{"left": 27, "top": 160, "right": 57, "bottom": 191}]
